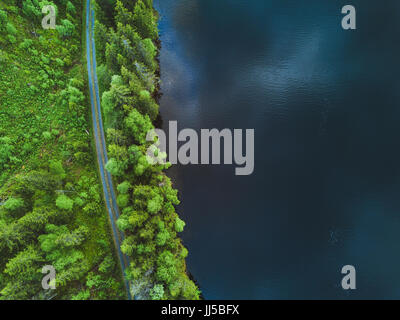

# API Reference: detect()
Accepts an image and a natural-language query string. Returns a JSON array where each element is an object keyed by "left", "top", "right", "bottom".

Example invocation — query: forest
[
  {"left": 94, "top": 0, "right": 200, "bottom": 300},
  {"left": 0, "top": 0, "right": 199, "bottom": 300}
]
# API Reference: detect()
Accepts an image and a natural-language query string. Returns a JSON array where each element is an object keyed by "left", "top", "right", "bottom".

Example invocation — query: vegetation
[
  {"left": 0, "top": 0, "right": 198, "bottom": 300},
  {"left": 0, "top": 0, "right": 125, "bottom": 299},
  {"left": 94, "top": 0, "right": 200, "bottom": 300}
]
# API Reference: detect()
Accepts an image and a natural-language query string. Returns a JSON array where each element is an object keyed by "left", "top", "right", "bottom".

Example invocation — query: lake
[{"left": 155, "top": 0, "right": 400, "bottom": 299}]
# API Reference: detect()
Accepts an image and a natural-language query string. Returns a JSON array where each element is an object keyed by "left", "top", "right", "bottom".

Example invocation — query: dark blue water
[{"left": 155, "top": 0, "right": 400, "bottom": 299}]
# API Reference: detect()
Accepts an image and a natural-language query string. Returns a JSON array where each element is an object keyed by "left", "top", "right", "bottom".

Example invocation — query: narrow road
[{"left": 85, "top": 0, "right": 132, "bottom": 300}]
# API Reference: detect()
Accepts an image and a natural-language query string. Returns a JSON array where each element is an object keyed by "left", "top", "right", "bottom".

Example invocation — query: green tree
[
  {"left": 175, "top": 217, "right": 186, "bottom": 233},
  {"left": 117, "top": 194, "right": 129, "bottom": 208},
  {"left": 6, "top": 23, "right": 17, "bottom": 36},
  {"left": 0, "top": 10, "right": 8, "bottom": 30},
  {"left": 136, "top": 90, "right": 158, "bottom": 121},
  {"left": 39, "top": 224, "right": 89, "bottom": 287},
  {"left": 57, "top": 19, "right": 75, "bottom": 38},
  {"left": 156, "top": 250, "right": 177, "bottom": 284},
  {"left": 0, "top": 136, "right": 14, "bottom": 170},
  {"left": 0, "top": 221, "right": 23, "bottom": 251},
  {"left": 97, "top": 63, "right": 111, "bottom": 95},
  {"left": 22, "top": 0, "right": 41, "bottom": 19},
  {"left": 115, "top": 0, "right": 135, "bottom": 26},
  {"left": 117, "top": 181, "right": 131, "bottom": 194},
  {"left": 66, "top": 1, "right": 76, "bottom": 15},
  {"left": 101, "top": 75, "right": 128, "bottom": 129},
  {"left": 181, "top": 277, "right": 201, "bottom": 300},
  {"left": 49, "top": 160, "right": 66, "bottom": 180},
  {"left": 105, "top": 157, "right": 126, "bottom": 176},
  {"left": 3, "top": 197, "right": 24, "bottom": 212},
  {"left": 98, "top": 254, "right": 115, "bottom": 274},
  {"left": 156, "top": 228, "right": 170, "bottom": 246},
  {"left": 95, "top": 22, "right": 109, "bottom": 65},
  {"left": 147, "top": 192, "right": 163, "bottom": 214},
  {"left": 124, "top": 108, "right": 153, "bottom": 145},
  {"left": 56, "top": 194, "right": 74, "bottom": 210},
  {"left": 132, "top": 0, "right": 158, "bottom": 39},
  {"left": 149, "top": 283, "right": 164, "bottom": 300}
]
